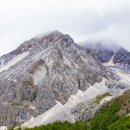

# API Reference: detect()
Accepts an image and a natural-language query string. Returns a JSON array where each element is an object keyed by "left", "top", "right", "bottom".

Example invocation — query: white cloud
[{"left": 0, "top": 0, "right": 130, "bottom": 56}]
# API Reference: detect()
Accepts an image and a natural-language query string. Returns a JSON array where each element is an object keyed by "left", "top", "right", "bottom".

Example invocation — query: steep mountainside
[
  {"left": 0, "top": 31, "right": 106, "bottom": 128},
  {"left": 82, "top": 43, "right": 130, "bottom": 71},
  {"left": 14, "top": 90, "right": 130, "bottom": 130},
  {"left": 0, "top": 31, "right": 130, "bottom": 129}
]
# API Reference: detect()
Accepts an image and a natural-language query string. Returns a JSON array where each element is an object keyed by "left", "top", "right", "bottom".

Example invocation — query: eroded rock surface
[{"left": 0, "top": 31, "right": 108, "bottom": 127}]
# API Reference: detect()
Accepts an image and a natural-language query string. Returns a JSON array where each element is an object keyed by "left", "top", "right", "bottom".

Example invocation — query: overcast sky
[{"left": 0, "top": 0, "right": 130, "bottom": 56}]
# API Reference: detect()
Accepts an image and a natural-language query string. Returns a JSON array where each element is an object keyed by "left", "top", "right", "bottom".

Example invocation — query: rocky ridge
[
  {"left": 0, "top": 31, "right": 107, "bottom": 128},
  {"left": 0, "top": 31, "right": 130, "bottom": 129},
  {"left": 82, "top": 42, "right": 130, "bottom": 71}
]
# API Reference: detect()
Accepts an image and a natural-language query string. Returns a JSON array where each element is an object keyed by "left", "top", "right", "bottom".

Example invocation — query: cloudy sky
[{"left": 0, "top": 0, "right": 130, "bottom": 56}]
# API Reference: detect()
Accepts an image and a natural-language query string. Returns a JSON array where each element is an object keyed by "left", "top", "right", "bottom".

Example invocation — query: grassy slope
[{"left": 15, "top": 90, "right": 130, "bottom": 130}]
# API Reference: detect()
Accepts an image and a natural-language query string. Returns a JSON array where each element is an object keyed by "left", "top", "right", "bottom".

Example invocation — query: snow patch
[
  {"left": 21, "top": 79, "right": 108, "bottom": 128},
  {"left": 0, "top": 52, "right": 29, "bottom": 73},
  {"left": 63, "top": 56, "right": 79, "bottom": 70},
  {"left": 21, "top": 101, "right": 75, "bottom": 128},
  {"left": 33, "top": 65, "right": 48, "bottom": 86},
  {"left": 103, "top": 56, "right": 115, "bottom": 66},
  {"left": 63, "top": 56, "right": 72, "bottom": 67},
  {"left": 111, "top": 67, "right": 130, "bottom": 85},
  {"left": 100, "top": 96, "right": 114, "bottom": 105},
  {"left": 0, "top": 126, "right": 8, "bottom": 130},
  {"left": 65, "top": 79, "right": 108, "bottom": 109}
]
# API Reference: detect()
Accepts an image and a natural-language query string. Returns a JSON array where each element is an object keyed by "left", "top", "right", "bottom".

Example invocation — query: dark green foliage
[
  {"left": 17, "top": 121, "right": 89, "bottom": 130},
  {"left": 90, "top": 93, "right": 130, "bottom": 130},
  {"left": 15, "top": 91, "right": 130, "bottom": 130},
  {"left": 90, "top": 98, "right": 121, "bottom": 130},
  {"left": 108, "top": 116, "right": 130, "bottom": 130}
]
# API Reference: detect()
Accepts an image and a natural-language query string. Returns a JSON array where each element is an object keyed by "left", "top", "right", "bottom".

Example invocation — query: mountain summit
[
  {"left": 82, "top": 42, "right": 130, "bottom": 71},
  {"left": 0, "top": 31, "right": 130, "bottom": 129}
]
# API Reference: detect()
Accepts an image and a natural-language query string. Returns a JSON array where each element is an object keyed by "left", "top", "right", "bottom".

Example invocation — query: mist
[{"left": 0, "top": 0, "right": 130, "bottom": 56}]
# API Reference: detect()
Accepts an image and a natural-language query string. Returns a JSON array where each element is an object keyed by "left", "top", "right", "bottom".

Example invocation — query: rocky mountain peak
[
  {"left": 113, "top": 47, "right": 130, "bottom": 65},
  {"left": 1, "top": 32, "right": 130, "bottom": 129},
  {"left": 0, "top": 31, "right": 109, "bottom": 128},
  {"left": 41, "top": 30, "right": 64, "bottom": 41},
  {"left": 17, "top": 30, "right": 74, "bottom": 52},
  {"left": 0, "top": 31, "right": 74, "bottom": 66},
  {"left": 82, "top": 42, "right": 130, "bottom": 71}
]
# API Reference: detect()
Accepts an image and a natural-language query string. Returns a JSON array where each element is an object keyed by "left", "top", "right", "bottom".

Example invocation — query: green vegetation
[
  {"left": 10, "top": 101, "right": 30, "bottom": 108},
  {"left": 15, "top": 91, "right": 130, "bottom": 130},
  {"left": 11, "top": 101, "right": 24, "bottom": 107},
  {"left": 90, "top": 98, "right": 121, "bottom": 130},
  {"left": 90, "top": 90, "right": 130, "bottom": 130},
  {"left": 95, "top": 92, "right": 111, "bottom": 103},
  {"left": 15, "top": 121, "right": 90, "bottom": 130},
  {"left": 108, "top": 116, "right": 130, "bottom": 130}
]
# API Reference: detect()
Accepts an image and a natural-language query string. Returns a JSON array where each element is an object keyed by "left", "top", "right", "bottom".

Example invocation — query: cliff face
[
  {"left": 82, "top": 43, "right": 130, "bottom": 71},
  {"left": 0, "top": 31, "right": 107, "bottom": 127},
  {"left": 0, "top": 31, "right": 130, "bottom": 129}
]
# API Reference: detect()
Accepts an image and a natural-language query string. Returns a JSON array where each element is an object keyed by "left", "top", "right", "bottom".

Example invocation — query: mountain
[
  {"left": 0, "top": 31, "right": 130, "bottom": 129},
  {"left": 82, "top": 42, "right": 130, "bottom": 71},
  {"left": 11, "top": 89, "right": 130, "bottom": 130}
]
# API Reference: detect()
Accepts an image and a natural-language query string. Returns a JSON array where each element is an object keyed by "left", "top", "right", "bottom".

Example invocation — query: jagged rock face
[
  {"left": 0, "top": 31, "right": 108, "bottom": 127},
  {"left": 71, "top": 100, "right": 100, "bottom": 121},
  {"left": 113, "top": 48, "right": 130, "bottom": 70},
  {"left": 0, "top": 103, "right": 37, "bottom": 127},
  {"left": 82, "top": 43, "right": 114, "bottom": 63},
  {"left": 82, "top": 43, "right": 130, "bottom": 71}
]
